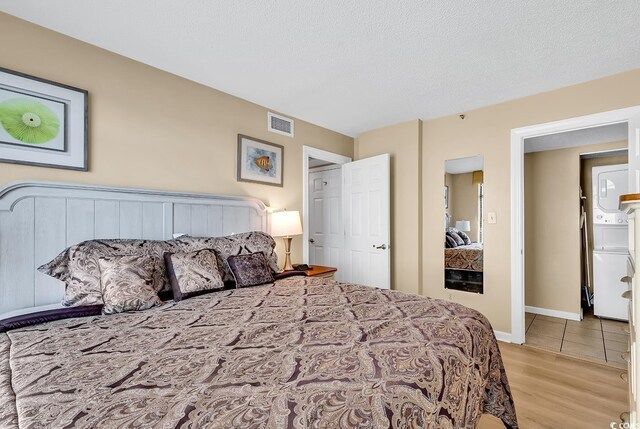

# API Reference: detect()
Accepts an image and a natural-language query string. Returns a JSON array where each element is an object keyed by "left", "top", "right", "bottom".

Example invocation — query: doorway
[
  {"left": 510, "top": 106, "right": 640, "bottom": 344},
  {"left": 302, "top": 146, "right": 392, "bottom": 289},
  {"left": 521, "top": 126, "right": 629, "bottom": 365},
  {"left": 302, "top": 146, "right": 351, "bottom": 276}
]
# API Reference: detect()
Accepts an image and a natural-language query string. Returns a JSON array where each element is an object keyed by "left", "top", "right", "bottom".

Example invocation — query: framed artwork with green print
[{"left": 0, "top": 67, "right": 88, "bottom": 170}]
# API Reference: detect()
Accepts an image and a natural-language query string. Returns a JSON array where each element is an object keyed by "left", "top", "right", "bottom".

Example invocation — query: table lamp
[
  {"left": 455, "top": 220, "right": 471, "bottom": 232},
  {"left": 271, "top": 210, "right": 302, "bottom": 271}
]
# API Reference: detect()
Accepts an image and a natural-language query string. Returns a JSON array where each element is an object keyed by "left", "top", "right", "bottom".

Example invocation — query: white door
[
  {"left": 308, "top": 166, "right": 343, "bottom": 280},
  {"left": 630, "top": 113, "right": 640, "bottom": 193},
  {"left": 342, "top": 154, "right": 391, "bottom": 289}
]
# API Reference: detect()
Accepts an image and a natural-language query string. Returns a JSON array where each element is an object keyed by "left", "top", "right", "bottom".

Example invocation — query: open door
[
  {"left": 630, "top": 113, "right": 640, "bottom": 193},
  {"left": 342, "top": 154, "right": 391, "bottom": 289}
]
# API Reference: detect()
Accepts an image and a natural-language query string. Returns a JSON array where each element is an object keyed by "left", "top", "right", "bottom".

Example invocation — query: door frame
[
  {"left": 510, "top": 105, "right": 640, "bottom": 344},
  {"left": 302, "top": 146, "right": 352, "bottom": 264}
]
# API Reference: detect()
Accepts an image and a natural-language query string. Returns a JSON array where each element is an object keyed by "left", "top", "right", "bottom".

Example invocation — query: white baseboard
[
  {"left": 525, "top": 305, "right": 581, "bottom": 321},
  {"left": 494, "top": 330, "right": 512, "bottom": 343}
]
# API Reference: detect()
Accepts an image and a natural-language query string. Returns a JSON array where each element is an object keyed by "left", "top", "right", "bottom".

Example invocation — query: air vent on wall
[{"left": 268, "top": 112, "right": 294, "bottom": 137}]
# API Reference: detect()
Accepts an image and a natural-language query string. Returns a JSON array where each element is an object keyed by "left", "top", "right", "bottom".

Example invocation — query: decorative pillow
[
  {"left": 445, "top": 235, "right": 457, "bottom": 248},
  {"left": 39, "top": 232, "right": 277, "bottom": 306},
  {"left": 39, "top": 238, "right": 183, "bottom": 307},
  {"left": 447, "top": 227, "right": 471, "bottom": 245},
  {"left": 98, "top": 255, "right": 162, "bottom": 315},
  {"left": 446, "top": 231, "right": 465, "bottom": 247},
  {"left": 176, "top": 232, "right": 279, "bottom": 281},
  {"left": 226, "top": 252, "right": 275, "bottom": 288},
  {"left": 164, "top": 249, "right": 225, "bottom": 301},
  {"left": 457, "top": 230, "right": 472, "bottom": 245}
]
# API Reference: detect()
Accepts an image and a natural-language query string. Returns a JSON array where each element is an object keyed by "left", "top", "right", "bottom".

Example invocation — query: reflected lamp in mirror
[
  {"left": 455, "top": 220, "right": 471, "bottom": 232},
  {"left": 472, "top": 170, "right": 484, "bottom": 184},
  {"left": 271, "top": 210, "right": 303, "bottom": 271}
]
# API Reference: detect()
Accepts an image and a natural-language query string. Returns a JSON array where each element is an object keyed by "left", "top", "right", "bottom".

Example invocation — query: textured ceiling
[{"left": 2, "top": 1, "right": 640, "bottom": 136}]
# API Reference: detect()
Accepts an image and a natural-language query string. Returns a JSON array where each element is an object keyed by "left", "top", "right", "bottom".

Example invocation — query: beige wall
[
  {"left": 355, "top": 120, "right": 423, "bottom": 294},
  {"left": 449, "top": 172, "right": 480, "bottom": 241},
  {"left": 0, "top": 13, "right": 353, "bottom": 264},
  {"left": 580, "top": 144, "right": 628, "bottom": 290},
  {"left": 422, "top": 68, "right": 640, "bottom": 333}
]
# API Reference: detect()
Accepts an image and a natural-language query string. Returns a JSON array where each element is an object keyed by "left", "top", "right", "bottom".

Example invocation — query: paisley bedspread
[
  {"left": 445, "top": 243, "right": 483, "bottom": 272},
  {"left": 0, "top": 276, "right": 517, "bottom": 428}
]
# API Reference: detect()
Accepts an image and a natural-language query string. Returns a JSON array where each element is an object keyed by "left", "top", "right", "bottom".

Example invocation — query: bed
[
  {"left": 0, "top": 182, "right": 517, "bottom": 428},
  {"left": 0, "top": 276, "right": 516, "bottom": 428},
  {"left": 445, "top": 243, "right": 483, "bottom": 272}
]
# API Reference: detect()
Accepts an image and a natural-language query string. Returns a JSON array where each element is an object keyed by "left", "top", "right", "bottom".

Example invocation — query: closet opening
[{"left": 521, "top": 123, "right": 629, "bottom": 366}]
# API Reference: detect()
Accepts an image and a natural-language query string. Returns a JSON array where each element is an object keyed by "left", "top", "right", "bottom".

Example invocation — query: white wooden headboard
[{"left": 0, "top": 181, "right": 269, "bottom": 317}]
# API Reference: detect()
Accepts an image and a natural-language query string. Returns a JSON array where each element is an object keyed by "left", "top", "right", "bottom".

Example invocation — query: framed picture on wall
[
  {"left": 0, "top": 67, "right": 88, "bottom": 170},
  {"left": 237, "top": 134, "right": 284, "bottom": 186}
]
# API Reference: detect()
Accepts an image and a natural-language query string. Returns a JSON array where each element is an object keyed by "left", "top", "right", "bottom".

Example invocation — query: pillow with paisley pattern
[
  {"left": 227, "top": 252, "right": 275, "bottom": 288},
  {"left": 175, "top": 232, "right": 280, "bottom": 282},
  {"left": 39, "top": 238, "right": 183, "bottom": 307},
  {"left": 164, "top": 249, "right": 225, "bottom": 301},
  {"left": 98, "top": 255, "right": 162, "bottom": 315}
]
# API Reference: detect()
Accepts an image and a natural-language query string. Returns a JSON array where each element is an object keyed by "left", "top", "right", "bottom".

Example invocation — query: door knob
[
  {"left": 373, "top": 244, "right": 387, "bottom": 250},
  {"left": 309, "top": 238, "right": 315, "bottom": 243}
]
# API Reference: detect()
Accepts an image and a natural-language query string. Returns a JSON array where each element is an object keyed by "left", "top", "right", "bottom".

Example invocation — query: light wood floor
[{"left": 478, "top": 342, "right": 628, "bottom": 428}]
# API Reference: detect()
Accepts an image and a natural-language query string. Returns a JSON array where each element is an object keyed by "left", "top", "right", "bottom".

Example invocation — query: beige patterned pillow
[
  {"left": 98, "top": 255, "right": 162, "bottom": 315},
  {"left": 39, "top": 238, "right": 184, "bottom": 307},
  {"left": 175, "top": 232, "right": 279, "bottom": 281},
  {"left": 164, "top": 249, "right": 225, "bottom": 301}
]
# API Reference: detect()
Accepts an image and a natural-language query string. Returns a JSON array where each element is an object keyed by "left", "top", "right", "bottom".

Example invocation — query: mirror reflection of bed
[{"left": 444, "top": 155, "right": 484, "bottom": 293}]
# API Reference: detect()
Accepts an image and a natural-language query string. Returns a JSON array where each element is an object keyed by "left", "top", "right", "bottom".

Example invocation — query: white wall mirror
[{"left": 444, "top": 155, "right": 484, "bottom": 293}]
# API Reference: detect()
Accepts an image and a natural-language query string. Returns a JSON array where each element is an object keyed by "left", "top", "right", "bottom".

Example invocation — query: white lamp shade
[
  {"left": 455, "top": 220, "right": 471, "bottom": 232},
  {"left": 271, "top": 210, "right": 302, "bottom": 237}
]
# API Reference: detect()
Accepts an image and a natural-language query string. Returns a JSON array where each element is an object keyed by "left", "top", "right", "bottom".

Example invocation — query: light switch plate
[{"left": 488, "top": 212, "right": 497, "bottom": 224}]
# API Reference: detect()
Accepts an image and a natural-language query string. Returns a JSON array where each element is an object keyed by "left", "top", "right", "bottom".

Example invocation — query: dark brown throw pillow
[
  {"left": 227, "top": 252, "right": 275, "bottom": 288},
  {"left": 164, "top": 249, "right": 225, "bottom": 301}
]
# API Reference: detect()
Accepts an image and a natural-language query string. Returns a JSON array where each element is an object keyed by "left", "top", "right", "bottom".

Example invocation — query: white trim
[
  {"left": 493, "top": 330, "right": 512, "bottom": 343},
  {"left": 302, "top": 146, "right": 352, "bottom": 264},
  {"left": 525, "top": 305, "right": 581, "bottom": 322},
  {"left": 510, "top": 105, "right": 640, "bottom": 345}
]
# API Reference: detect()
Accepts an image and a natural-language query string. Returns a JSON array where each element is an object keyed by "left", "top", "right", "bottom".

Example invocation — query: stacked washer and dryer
[{"left": 592, "top": 163, "right": 631, "bottom": 320}]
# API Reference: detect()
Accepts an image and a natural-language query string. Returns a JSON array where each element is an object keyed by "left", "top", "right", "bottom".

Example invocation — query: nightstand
[{"left": 303, "top": 265, "right": 337, "bottom": 280}]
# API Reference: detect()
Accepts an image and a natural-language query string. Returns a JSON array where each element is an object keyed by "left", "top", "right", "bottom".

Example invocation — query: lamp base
[{"left": 281, "top": 236, "right": 294, "bottom": 271}]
